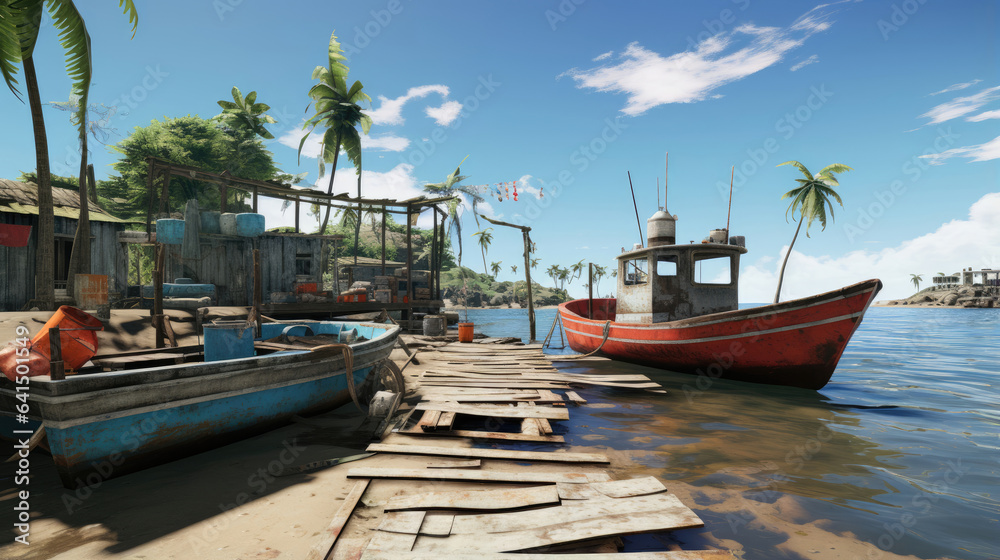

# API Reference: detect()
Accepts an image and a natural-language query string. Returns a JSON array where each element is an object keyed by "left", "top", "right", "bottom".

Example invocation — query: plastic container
[
  {"left": 220, "top": 213, "right": 238, "bottom": 236},
  {"left": 29, "top": 306, "right": 104, "bottom": 371},
  {"left": 295, "top": 283, "right": 318, "bottom": 294},
  {"left": 203, "top": 321, "right": 255, "bottom": 362},
  {"left": 200, "top": 211, "right": 221, "bottom": 234},
  {"left": 236, "top": 213, "right": 265, "bottom": 237},
  {"left": 156, "top": 219, "right": 185, "bottom": 245},
  {"left": 457, "top": 322, "right": 474, "bottom": 343}
]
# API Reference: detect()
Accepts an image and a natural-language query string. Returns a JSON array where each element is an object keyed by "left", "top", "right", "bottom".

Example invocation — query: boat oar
[{"left": 277, "top": 452, "right": 375, "bottom": 477}]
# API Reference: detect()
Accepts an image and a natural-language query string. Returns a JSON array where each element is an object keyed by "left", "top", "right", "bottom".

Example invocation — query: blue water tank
[
  {"left": 203, "top": 321, "right": 255, "bottom": 362},
  {"left": 142, "top": 282, "right": 216, "bottom": 299},
  {"left": 156, "top": 219, "right": 185, "bottom": 245},
  {"left": 237, "top": 213, "right": 265, "bottom": 237},
  {"left": 200, "top": 211, "right": 221, "bottom": 234}
]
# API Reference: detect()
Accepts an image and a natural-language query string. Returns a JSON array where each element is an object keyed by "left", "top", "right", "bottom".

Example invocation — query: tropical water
[{"left": 459, "top": 306, "right": 1000, "bottom": 560}]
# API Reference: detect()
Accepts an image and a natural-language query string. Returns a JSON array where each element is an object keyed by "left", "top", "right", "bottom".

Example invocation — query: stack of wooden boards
[{"left": 309, "top": 341, "right": 732, "bottom": 559}]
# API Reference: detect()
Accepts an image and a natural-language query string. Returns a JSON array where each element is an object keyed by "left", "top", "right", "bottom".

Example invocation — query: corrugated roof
[{"left": 0, "top": 178, "right": 129, "bottom": 223}]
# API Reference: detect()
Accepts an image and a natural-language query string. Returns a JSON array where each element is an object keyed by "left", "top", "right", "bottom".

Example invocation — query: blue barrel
[
  {"left": 220, "top": 213, "right": 237, "bottom": 236},
  {"left": 142, "top": 282, "right": 216, "bottom": 300},
  {"left": 203, "top": 321, "right": 255, "bottom": 362},
  {"left": 200, "top": 211, "right": 221, "bottom": 234},
  {"left": 156, "top": 219, "right": 185, "bottom": 245},
  {"left": 236, "top": 213, "right": 265, "bottom": 237}
]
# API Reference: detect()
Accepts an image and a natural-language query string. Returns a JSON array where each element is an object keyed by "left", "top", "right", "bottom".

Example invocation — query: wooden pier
[{"left": 310, "top": 337, "right": 734, "bottom": 560}]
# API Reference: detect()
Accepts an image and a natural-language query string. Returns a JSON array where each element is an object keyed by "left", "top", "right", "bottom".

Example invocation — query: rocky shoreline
[{"left": 875, "top": 286, "right": 998, "bottom": 308}]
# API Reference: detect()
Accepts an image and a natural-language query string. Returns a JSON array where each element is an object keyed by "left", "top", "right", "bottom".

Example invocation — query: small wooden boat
[
  {"left": 559, "top": 180, "right": 880, "bottom": 390},
  {"left": 0, "top": 320, "right": 399, "bottom": 488}
]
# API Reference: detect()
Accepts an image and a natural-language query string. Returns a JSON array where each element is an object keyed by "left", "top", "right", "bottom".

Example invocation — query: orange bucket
[
  {"left": 457, "top": 322, "right": 474, "bottom": 343},
  {"left": 29, "top": 306, "right": 103, "bottom": 371}
]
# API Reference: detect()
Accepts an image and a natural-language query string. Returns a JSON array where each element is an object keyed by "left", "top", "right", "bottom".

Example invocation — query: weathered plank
[
  {"left": 367, "top": 530, "right": 418, "bottom": 552},
  {"left": 347, "top": 468, "right": 611, "bottom": 484},
  {"left": 385, "top": 485, "right": 559, "bottom": 512},
  {"left": 417, "top": 410, "right": 442, "bottom": 432},
  {"left": 419, "top": 514, "right": 455, "bottom": 537},
  {"left": 366, "top": 444, "right": 609, "bottom": 464},
  {"left": 419, "top": 381, "right": 571, "bottom": 390},
  {"left": 420, "top": 393, "right": 541, "bottom": 403},
  {"left": 411, "top": 502, "right": 704, "bottom": 552},
  {"left": 413, "top": 402, "right": 570, "bottom": 421},
  {"left": 361, "top": 551, "right": 734, "bottom": 560},
  {"left": 436, "top": 411, "right": 457, "bottom": 430},
  {"left": 378, "top": 511, "right": 427, "bottom": 534},
  {"left": 305, "top": 478, "right": 370, "bottom": 560},
  {"left": 447, "top": 493, "right": 693, "bottom": 535},
  {"left": 399, "top": 427, "right": 565, "bottom": 444},
  {"left": 565, "top": 391, "right": 588, "bottom": 405},
  {"left": 426, "top": 459, "right": 481, "bottom": 469}
]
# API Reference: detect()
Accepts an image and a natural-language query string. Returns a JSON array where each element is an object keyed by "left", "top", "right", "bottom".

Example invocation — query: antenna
[
  {"left": 664, "top": 152, "right": 669, "bottom": 214},
  {"left": 656, "top": 177, "right": 661, "bottom": 211},
  {"left": 725, "top": 165, "right": 735, "bottom": 240},
  {"left": 627, "top": 171, "right": 643, "bottom": 247}
]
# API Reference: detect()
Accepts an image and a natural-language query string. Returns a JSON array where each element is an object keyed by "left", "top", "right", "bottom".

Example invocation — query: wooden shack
[{"left": 0, "top": 179, "right": 128, "bottom": 311}]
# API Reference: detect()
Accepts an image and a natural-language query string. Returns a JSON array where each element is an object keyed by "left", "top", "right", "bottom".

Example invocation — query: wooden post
[
  {"left": 524, "top": 230, "right": 536, "bottom": 343},
  {"left": 406, "top": 204, "right": 413, "bottom": 308},
  {"left": 153, "top": 243, "right": 165, "bottom": 349},
  {"left": 381, "top": 209, "right": 387, "bottom": 276},
  {"left": 252, "top": 185, "right": 258, "bottom": 213},
  {"left": 438, "top": 215, "right": 446, "bottom": 301},
  {"left": 431, "top": 207, "right": 438, "bottom": 302},
  {"left": 588, "top": 262, "right": 594, "bottom": 320},
  {"left": 48, "top": 327, "right": 64, "bottom": 380},
  {"left": 294, "top": 196, "right": 300, "bottom": 234},
  {"left": 157, "top": 168, "right": 170, "bottom": 218},
  {"left": 145, "top": 161, "right": 156, "bottom": 235},
  {"left": 220, "top": 179, "right": 229, "bottom": 214},
  {"left": 253, "top": 248, "right": 262, "bottom": 337}
]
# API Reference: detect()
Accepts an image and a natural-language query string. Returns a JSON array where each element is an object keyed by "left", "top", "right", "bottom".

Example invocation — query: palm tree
[
  {"left": 910, "top": 274, "right": 923, "bottom": 292},
  {"left": 511, "top": 264, "right": 517, "bottom": 275},
  {"left": 530, "top": 257, "right": 540, "bottom": 270},
  {"left": 593, "top": 264, "right": 607, "bottom": 296},
  {"left": 546, "top": 264, "right": 560, "bottom": 290},
  {"left": 423, "top": 157, "right": 484, "bottom": 269},
  {"left": 473, "top": 228, "right": 493, "bottom": 275},
  {"left": 298, "top": 31, "right": 372, "bottom": 236},
  {"left": 773, "top": 160, "right": 852, "bottom": 304},
  {"left": 557, "top": 267, "right": 571, "bottom": 291},
  {"left": 2, "top": 0, "right": 138, "bottom": 309},
  {"left": 217, "top": 86, "right": 277, "bottom": 141},
  {"left": 490, "top": 261, "right": 502, "bottom": 279},
  {"left": 569, "top": 259, "right": 585, "bottom": 285}
]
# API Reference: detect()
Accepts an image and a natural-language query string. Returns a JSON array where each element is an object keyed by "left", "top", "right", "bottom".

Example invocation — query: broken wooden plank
[
  {"left": 420, "top": 393, "right": 541, "bottom": 403},
  {"left": 410, "top": 502, "right": 704, "bottom": 553},
  {"left": 366, "top": 444, "right": 609, "bottom": 464},
  {"left": 436, "top": 411, "right": 457, "bottom": 430},
  {"left": 347, "top": 468, "right": 611, "bottom": 484},
  {"left": 565, "top": 390, "right": 587, "bottom": 405},
  {"left": 419, "top": 381, "right": 571, "bottom": 390},
  {"left": 378, "top": 511, "right": 427, "bottom": 534},
  {"left": 384, "top": 485, "right": 560, "bottom": 512},
  {"left": 361, "top": 551, "right": 733, "bottom": 560},
  {"left": 305, "top": 478, "right": 371, "bottom": 560},
  {"left": 426, "top": 459, "right": 481, "bottom": 469},
  {"left": 367, "top": 530, "right": 418, "bottom": 552},
  {"left": 413, "top": 402, "right": 570, "bottom": 421},
  {"left": 447, "top": 493, "right": 693, "bottom": 535},
  {"left": 399, "top": 427, "right": 565, "bottom": 444},
  {"left": 417, "top": 410, "right": 442, "bottom": 432},
  {"left": 419, "top": 514, "right": 455, "bottom": 537}
]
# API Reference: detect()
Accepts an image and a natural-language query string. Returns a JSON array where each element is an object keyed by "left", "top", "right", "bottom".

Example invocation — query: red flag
[{"left": 0, "top": 224, "right": 31, "bottom": 247}]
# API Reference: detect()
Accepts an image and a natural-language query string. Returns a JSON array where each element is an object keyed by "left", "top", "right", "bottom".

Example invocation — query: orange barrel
[
  {"left": 457, "top": 322, "right": 474, "bottom": 343},
  {"left": 29, "top": 306, "right": 103, "bottom": 371}
]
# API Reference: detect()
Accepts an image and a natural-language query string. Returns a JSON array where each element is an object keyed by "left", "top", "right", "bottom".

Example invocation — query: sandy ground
[{"left": 0, "top": 312, "right": 942, "bottom": 559}]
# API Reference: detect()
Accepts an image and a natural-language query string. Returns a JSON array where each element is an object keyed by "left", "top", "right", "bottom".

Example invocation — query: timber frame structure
[{"left": 137, "top": 157, "right": 456, "bottom": 322}]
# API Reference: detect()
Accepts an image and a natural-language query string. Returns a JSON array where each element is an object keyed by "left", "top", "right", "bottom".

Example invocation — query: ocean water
[{"left": 459, "top": 306, "right": 1000, "bottom": 559}]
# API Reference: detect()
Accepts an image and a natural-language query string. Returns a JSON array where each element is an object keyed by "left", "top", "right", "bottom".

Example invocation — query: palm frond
[
  {"left": 48, "top": 0, "right": 93, "bottom": 143},
  {"left": 777, "top": 160, "right": 813, "bottom": 181},
  {"left": 118, "top": 0, "right": 138, "bottom": 38},
  {"left": 0, "top": 1, "right": 26, "bottom": 98}
]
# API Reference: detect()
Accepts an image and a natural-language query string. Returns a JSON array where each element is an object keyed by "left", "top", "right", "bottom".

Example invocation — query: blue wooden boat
[{"left": 0, "top": 320, "right": 399, "bottom": 488}]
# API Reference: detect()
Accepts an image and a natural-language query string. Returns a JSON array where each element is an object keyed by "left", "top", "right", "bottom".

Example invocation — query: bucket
[
  {"left": 203, "top": 321, "right": 255, "bottom": 362},
  {"left": 236, "top": 213, "right": 265, "bottom": 237},
  {"left": 423, "top": 315, "right": 446, "bottom": 337},
  {"left": 457, "top": 322, "right": 474, "bottom": 343},
  {"left": 156, "top": 219, "right": 185, "bottom": 245},
  {"left": 29, "top": 306, "right": 104, "bottom": 371}
]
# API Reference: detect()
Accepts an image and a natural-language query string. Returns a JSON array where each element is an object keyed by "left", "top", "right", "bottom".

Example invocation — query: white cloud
[
  {"left": 930, "top": 79, "right": 981, "bottom": 96},
  {"left": 919, "top": 135, "right": 1000, "bottom": 165},
  {"left": 790, "top": 54, "right": 819, "bottom": 71},
  {"left": 739, "top": 192, "right": 1000, "bottom": 302},
  {"left": 515, "top": 174, "right": 544, "bottom": 200},
  {"left": 369, "top": 85, "right": 450, "bottom": 126},
  {"left": 592, "top": 50, "right": 613, "bottom": 62},
  {"left": 561, "top": 5, "right": 838, "bottom": 115},
  {"left": 363, "top": 134, "right": 410, "bottom": 152},
  {"left": 425, "top": 100, "right": 463, "bottom": 126},
  {"left": 967, "top": 109, "right": 1000, "bottom": 122},
  {"left": 919, "top": 85, "right": 1000, "bottom": 125}
]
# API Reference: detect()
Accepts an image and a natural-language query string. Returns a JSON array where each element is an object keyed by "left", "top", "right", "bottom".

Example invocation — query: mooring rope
[
  {"left": 558, "top": 320, "right": 612, "bottom": 360},
  {"left": 309, "top": 344, "right": 359, "bottom": 411}
]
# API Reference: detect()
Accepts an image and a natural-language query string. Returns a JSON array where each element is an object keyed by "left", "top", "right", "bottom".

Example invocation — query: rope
[
  {"left": 308, "top": 344, "right": 359, "bottom": 411},
  {"left": 558, "top": 320, "right": 612, "bottom": 360}
]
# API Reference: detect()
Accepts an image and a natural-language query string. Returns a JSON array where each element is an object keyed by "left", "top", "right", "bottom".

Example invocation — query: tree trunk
[
  {"left": 354, "top": 169, "right": 361, "bottom": 267},
  {"left": 773, "top": 218, "right": 803, "bottom": 304},
  {"left": 66, "top": 131, "right": 92, "bottom": 296},
  {"left": 25, "top": 57, "right": 55, "bottom": 310},
  {"left": 480, "top": 246, "right": 488, "bottom": 276},
  {"left": 318, "top": 139, "right": 341, "bottom": 234}
]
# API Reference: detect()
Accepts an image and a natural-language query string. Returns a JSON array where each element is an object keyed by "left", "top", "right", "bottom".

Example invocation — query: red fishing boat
[{"left": 558, "top": 165, "right": 881, "bottom": 390}]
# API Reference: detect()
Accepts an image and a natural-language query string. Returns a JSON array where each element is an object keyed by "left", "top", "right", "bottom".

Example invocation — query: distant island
[{"left": 877, "top": 268, "right": 998, "bottom": 308}]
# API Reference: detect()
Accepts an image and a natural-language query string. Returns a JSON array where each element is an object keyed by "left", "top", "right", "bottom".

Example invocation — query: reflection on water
[{"left": 462, "top": 307, "right": 1000, "bottom": 560}]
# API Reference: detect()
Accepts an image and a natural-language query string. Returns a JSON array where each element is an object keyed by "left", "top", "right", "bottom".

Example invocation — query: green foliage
[
  {"left": 910, "top": 273, "right": 923, "bottom": 291},
  {"left": 216, "top": 86, "right": 276, "bottom": 140},
  {"left": 778, "top": 161, "right": 851, "bottom": 237},
  {"left": 490, "top": 260, "right": 502, "bottom": 278},
  {"left": 423, "top": 157, "right": 484, "bottom": 268},
  {"left": 18, "top": 169, "right": 79, "bottom": 191},
  {"left": 103, "top": 115, "right": 280, "bottom": 219}
]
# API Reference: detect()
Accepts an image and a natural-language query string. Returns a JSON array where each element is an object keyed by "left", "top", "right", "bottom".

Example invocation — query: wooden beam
[
  {"left": 347, "top": 468, "right": 611, "bottom": 484},
  {"left": 398, "top": 428, "right": 565, "bottom": 444},
  {"left": 365, "top": 444, "right": 608, "bottom": 464},
  {"left": 361, "top": 552, "right": 734, "bottom": 560},
  {"left": 304, "top": 478, "right": 370, "bottom": 560},
  {"left": 384, "top": 485, "right": 560, "bottom": 512},
  {"left": 412, "top": 402, "right": 569, "bottom": 420}
]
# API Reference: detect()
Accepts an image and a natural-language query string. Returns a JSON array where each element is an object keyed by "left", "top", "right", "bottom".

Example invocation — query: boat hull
[
  {"left": 1, "top": 322, "right": 399, "bottom": 488},
  {"left": 559, "top": 279, "right": 881, "bottom": 390}
]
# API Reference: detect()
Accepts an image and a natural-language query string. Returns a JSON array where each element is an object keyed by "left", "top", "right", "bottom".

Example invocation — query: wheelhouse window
[
  {"left": 295, "top": 253, "right": 313, "bottom": 277},
  {"left": 693, "top": 253, "right": 732, "bottom": 285},
  {"left": 656, "top": 255, "right": 678, "bottom": 276},
  {"left": 622, "top": 257, "right": 648, "bottom": 286}
]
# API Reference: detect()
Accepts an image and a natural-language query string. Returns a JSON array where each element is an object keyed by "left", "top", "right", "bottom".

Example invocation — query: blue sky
[{"left": 2, "top": 0, "right": 998, "bottom": 301}]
